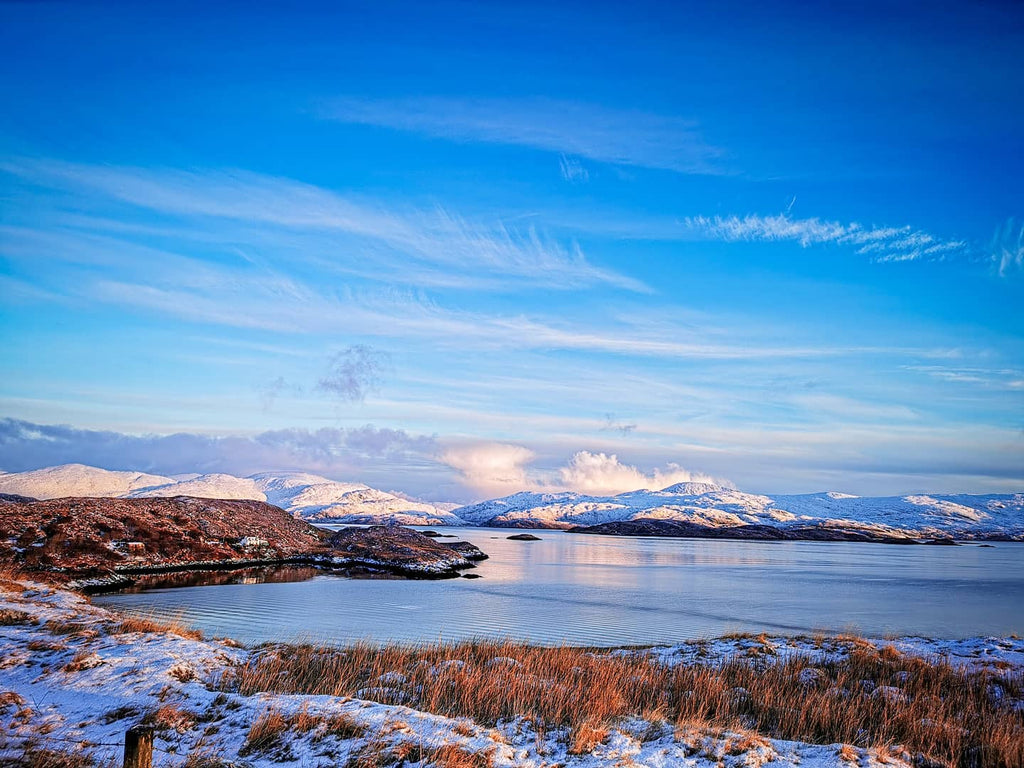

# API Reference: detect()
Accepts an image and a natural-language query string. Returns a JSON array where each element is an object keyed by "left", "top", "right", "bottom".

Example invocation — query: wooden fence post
[{"left": 123, "top": 724, "right": 153, "bottom": 768}]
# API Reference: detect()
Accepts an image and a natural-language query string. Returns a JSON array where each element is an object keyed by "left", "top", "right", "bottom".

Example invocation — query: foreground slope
[
  {"left": 453, "top": 484, "right": 1024, "bottom": 539},
  {"left": 1, "top": 577, "right": 1020, "bottom": 767}
]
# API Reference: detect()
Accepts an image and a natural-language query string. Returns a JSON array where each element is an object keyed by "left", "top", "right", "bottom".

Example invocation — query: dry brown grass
[
  {"left": 0, "top": 562, "right": 30, "bottom": 589},
  {"left": 423, "top": 743, "right": 495, "bottom": 768},
  {"left": 6, "top": 745, "right": 115, "bottom": 768},
  {"left": 240, "top": 707, "right": 290, "bottom": 755},
  {"left": 0, "top": 607, "right": 35, "bottom": 625},
  {"left": 110, "top": 613, "right": 203, "bottom": 640},
  {"left": 142, "top": 703, "right": 198, "bottom": 734},
  {"left": 324, "top": 711, "right": 368, "bottom": 740},
  {"left": 343, "top": 739, "right": 493, "bottom": 768},
  {"left": 568, "top": 720, "right": 608, "bottom": 755},
  {"left": 222, "top": 638, "right": 1024, "bottom": 767},
  {"left": 62, "top": 650, "right": 102, "bottom": 673},
  {"left": 43, "top": 619, "right": 95, "bottom": 637},
  {"left": 239, "top": 705, "right": 368, "bottom": 756},
  {"left": 837, "top": 743, "right": 859, "bottom": 763}
]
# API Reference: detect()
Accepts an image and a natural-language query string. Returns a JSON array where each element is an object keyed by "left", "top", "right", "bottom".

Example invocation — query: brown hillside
[{"left": 0, "top": 495, "right": 329, "bottom": 579}]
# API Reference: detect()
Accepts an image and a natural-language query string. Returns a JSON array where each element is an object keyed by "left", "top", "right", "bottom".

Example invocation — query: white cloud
[
  {"left": 440, "top": 442, "right": 728, "bottom": 497},
  {"left": 323, "top": 97, "right": 725, "bottom": 175},
  {"left": 439, "top": 442, "right": 536, "bottom": 498},
  {"left": 681, "top": 214, "right": 967, "bottom": 263},
  {"left": 558, "top": 451, "right": 727, "bottom": 495}
]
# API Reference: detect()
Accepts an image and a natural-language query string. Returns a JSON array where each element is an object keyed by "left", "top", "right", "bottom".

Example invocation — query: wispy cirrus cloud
[
  {"left": 0, "top": 157, "right": 644, "bottom": 292},
  {"left": 992, "top": 218, "right": 1023, "bottom": 276},
  {"left": 322, "top": 97, "right": 726, "bottom": 175},
  {"left": 559, "top": 154, "right": 589, "bottom": 184},
  {"left": 680, "top": 213, "right": 968, "bottom": 263}
]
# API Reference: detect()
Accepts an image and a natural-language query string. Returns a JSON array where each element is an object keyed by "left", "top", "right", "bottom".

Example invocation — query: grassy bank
[{"left": 223, "top": 636, "right": 1023, "bottom": 768}]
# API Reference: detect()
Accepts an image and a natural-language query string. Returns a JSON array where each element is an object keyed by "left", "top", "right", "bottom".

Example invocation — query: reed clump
[
  {"left": 224, "top": 638, "right": 1023, "bottom": 768},
  {"left": 111, "top": 614, "right": 203, "bottom": 640}
]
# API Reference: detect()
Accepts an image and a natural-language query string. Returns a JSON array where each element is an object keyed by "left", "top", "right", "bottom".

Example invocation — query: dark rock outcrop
[
  {"left": 325, "top": 526, "right": 485, "bottom": 576},
  {"left": 506, "top": 533, "right": 541, "bottom": 541}
]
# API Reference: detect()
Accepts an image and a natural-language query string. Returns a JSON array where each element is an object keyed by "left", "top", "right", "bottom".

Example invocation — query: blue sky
[{"left": 1, "top": 0, "right": 1022, "bottom": 501}]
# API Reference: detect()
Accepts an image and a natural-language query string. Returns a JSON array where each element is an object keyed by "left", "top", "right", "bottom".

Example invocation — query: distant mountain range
[
  {"left": 0, "top": 464, "right": 462, "bottom": 526},
  {"left": 1, "top": 464, "right": 1022, "bottom": 540},
  {"left": 454, "top": 482, "right": 1024, "bottom": 540}
]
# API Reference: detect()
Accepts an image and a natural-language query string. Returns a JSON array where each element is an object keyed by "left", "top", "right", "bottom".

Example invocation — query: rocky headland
[{"left": 0, "top": 495, "right": 486, "bottom": 590}]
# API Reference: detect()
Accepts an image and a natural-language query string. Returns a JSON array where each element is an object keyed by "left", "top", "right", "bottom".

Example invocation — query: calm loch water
[{"left": 93, "top": 528, "right": 1024, "bottom": 646}]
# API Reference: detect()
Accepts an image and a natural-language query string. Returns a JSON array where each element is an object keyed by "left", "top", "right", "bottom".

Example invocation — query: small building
[
  {"left": 126, "top": 541, "right": 145, "bottom": 554},
  {"left": 239, "top": 536, "right": 268, "bottom": 549}
]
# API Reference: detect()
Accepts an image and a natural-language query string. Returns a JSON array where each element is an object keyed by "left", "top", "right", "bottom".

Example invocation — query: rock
[
  {"left": 797, "top": 667, "right": 826, "bottom": 688},
  {"left": 326, "top": 525, "right": 485, "bottom": 577},
  {"left": 506, "top": 533, "right": 541, "bottom": 541},
  {"left": 461, "top": 573, "right": 482, "bottom": 579},
  {"left": 441, "top": 541, "right": 489, "bottom": 560},
  {"left": 420, "top": 530, "right": 442, "bottom": 537}
]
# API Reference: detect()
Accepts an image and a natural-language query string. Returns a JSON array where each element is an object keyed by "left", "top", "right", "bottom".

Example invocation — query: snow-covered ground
[
  {"left": 453, "top": 484, "right": 1024, "bottom": 539},
  {"left": 0, "top": 464, "right": 462, "bottom": 526},
  {"left": 2, "top": 579, "right": 1022, "bottom": 767}
]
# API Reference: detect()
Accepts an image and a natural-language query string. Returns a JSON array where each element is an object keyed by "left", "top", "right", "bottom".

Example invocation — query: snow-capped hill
[
  {"left": 129, "top": 473, "right": 264, "bottom": 501},
  {"left": 252, "top": 473, "right": 372, "bottom": 510},
  {"left": 0, "top": 465, "right": 461, "bottom": 526},
  {"left": 657, "top": 481, "right": 725, "bottom": 495},
  {"left": 294, "top": 485, "right": 465, "bottom": 526},
  {"left": 0, "top": 464, "right": 173, "bottom": 500},
  {"left": 451, "top": 486, "right": 1024, "bottom": 538}
]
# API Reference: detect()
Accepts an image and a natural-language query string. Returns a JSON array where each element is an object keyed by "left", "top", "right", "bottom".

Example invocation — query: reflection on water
[
  {"left": 115, "top": 566, "right": 322, "bottom": 593},
  {"left": 93, "top": 528, "right": 1024, "bottom": 647}
]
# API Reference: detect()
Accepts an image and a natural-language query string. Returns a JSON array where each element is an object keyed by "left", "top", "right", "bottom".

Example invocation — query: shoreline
[{"left": 67, "top": 554, "right": 480, "bottom": 595}]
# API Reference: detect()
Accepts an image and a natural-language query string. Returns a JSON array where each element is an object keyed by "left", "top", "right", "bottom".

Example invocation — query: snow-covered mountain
[
  {"left": 452, "top": 484, "right": 1024, "bottom": 539},
  {"left": 0, "top": 464, "right": 174, "bottom": 499},
  {"left": 3, "top": 464, "right": 1021, "bottom": 539},
  {"left": 0, "top": 464, "right": 463, "bottom": 526}
]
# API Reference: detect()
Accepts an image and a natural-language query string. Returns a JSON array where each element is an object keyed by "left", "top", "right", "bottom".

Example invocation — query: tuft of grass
[
  {"left": 0, "top": 690, "right": 26, "bottom": 713},
  {"left": 0, "top": 607, "right": 35, "bottom": 625},
  {"left": 11, "top": 746, "right": 113, "bottom": 768},
  {"left": 343, "top": 739, "right": 493, "bottom": 768},
  {"left": 568, "top": 720, "right": 608, "bottom": 755},
  {"left": 240, "top": 708, "right": 290, "bottom": 756},
  {"left": 222, "top": 637, "right": 1024, "bottom": 767},
  {"left": 423, "top": 743, "right": 495, "bottom": 768},
  {"left": 111, "top": 613, "right": 203, "bottom": 640},
  {"left": 324, "top": 711, "right": 368, "bottom": 740},
  {"left": 43, "top": 619, "right": 94, "bottom": 637},
  {"left": 837, "top": 743, "right": 859, "bottom": 763},
  {"left": 143, "top": 703, "right": 198, "bottom": 734}
]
